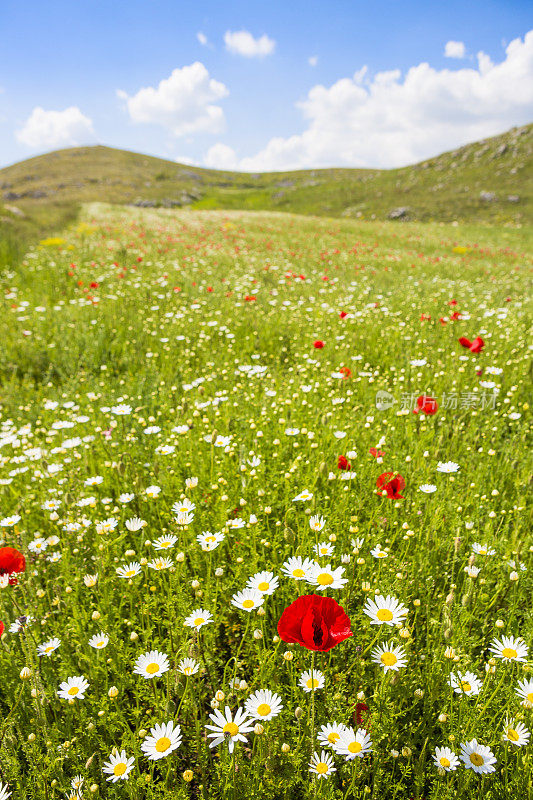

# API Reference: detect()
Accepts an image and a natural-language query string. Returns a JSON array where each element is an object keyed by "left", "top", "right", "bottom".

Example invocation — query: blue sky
[{"left": 0, "top": 0, "right": 532, "bottom": 170}]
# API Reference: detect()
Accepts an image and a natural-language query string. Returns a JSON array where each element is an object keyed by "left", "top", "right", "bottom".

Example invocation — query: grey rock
[{"left": 388, "top": 207, "right": 410, "bottom": 219}]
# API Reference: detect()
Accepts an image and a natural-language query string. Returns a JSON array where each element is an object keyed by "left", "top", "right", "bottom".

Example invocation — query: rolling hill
[{"left": 0, "top": 122, "right": 531, "bottom": 267}]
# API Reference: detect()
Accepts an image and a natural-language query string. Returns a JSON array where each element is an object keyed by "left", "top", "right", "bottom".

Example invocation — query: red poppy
[
  {"left": 0, "top": 547, "right": 26, "bottom": 584},
  {"left": 338, "top": 366, "right": 352, "bottom": 378},
  {"left": 0, "top": 621, "right": 3, "bottom": 637},
  {"left": 339, "top": 311, "right": 348, "bottom": 319},
  {"left": 337, "top": 455, "right": 351, "bottom": 470},
  {"left": 459, "top": 336, "right": 485, "bottom": 353},
  {"left": 277, "top": 595, "right": 352, "bottom": 652},
  {"left": 376, "top": 472, "right": 405, "bottom": 499},
  {"left": 450, "top": 311, "right": 462, "bottom": 321},
  {"left": 356, "top": 702, "right": 369, "bottom": 726},
  {"left": 313, "top": 340, "right": 324, "bottom": 349},
  {"left": 413, "top": 395, "right": 438, "bottom": 415},
  {"left": 369, "top": 447, "right": 385, "bottom": 458}
]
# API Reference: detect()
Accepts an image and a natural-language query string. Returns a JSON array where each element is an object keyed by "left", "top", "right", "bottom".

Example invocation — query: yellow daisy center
[
  {"left": 155, "top": 736, "right": 171, "bottom": 753},
  {"left": 376, "top": 608, "right": 393, "bottom": 622},
  {"left": 380, "top": 652, "right": 397, "bottom": 666},
  {"left": 183, "top": 667, "right": 193, "bottom": 675},
  {"left": 502, "top": 647, "right": 517, "bottom": 659},
  {"left": 316, "top": 573, "right": 333, "bottom": 586},
  {"left": 125, "top": 570, "right": 135, "bottom": 577},
  {"left": 327, "top": 732, "right": 340, "bottom": 743},
  {"left": 242, "top": 599, "right": 254, "bottom": 609},
  {"left": 527, "top": 692, "right": 533, "bottom": 704},
  {"left": 146, "top": 663, "right": 160, "bottom": 674},
  {"left": 223, "top": 722, "right": 239, "bottom": 736},
  {"left": 293, "top": 569, "right": 305, "bottom": 577},
  {"left": 460, "top": 682, "right": 471, "bottom": 693},
  {"left": 316, "top": 762, "right": 328, "bottom": 774},
  {"left": 440, "top": 757, "right": 450, "bottom": 768},
  {"left": 97, "top": 641, "right": 105, "bottom": 647},
  {"left": 507, "top": 728, "right": 519, "bottom": 742},
  {"left": 256, "top": 703, "right": 271, "bottom": 716},
  {"left": 113, "top": 763, "right": 127, "bottom": 776},
  {"left": 258, "top": 582, "right": 269, "bottom": 591},
  {"left": 348, "top": 741, "right": 362, "bottom": 754},
  {"left": 306, "top": 678, "right": 319, "bottom": 689},
  {"left": 470, "top": 753, "right": 484, "bottom": 766},
  {"left": 206, "top": 536, "right": 216, "bottom": 542},
  {"left": 194, "top": 617, "right": 205, "bottom": 626},
  {"left": 44, "top": 646, "right": 53, "bottom": 653},
  {"left": 67, "top": 686, "right": 79, "bottom": 696}
]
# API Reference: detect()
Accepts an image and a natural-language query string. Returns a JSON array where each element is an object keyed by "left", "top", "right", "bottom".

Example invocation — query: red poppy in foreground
[
  {"left": 277, "top": 595, "right": 352, "bottom": 652},
  {"left": 459, "top": 336, "right": 485, "bottom": 353},
  {"left": 313, "top": 340, "right": 325, "bottom": 349},
  {"left": 376, "top": 472, "right": 405, "bottom": 499},
  {"left": 337, "top": 455, "right": 351, "bottom": 470},
  {"left": 0, "top": 621, "right": 4, "bottom": 637},
  {"left": 0, "top": 547, "right": 26, "bottom": 584},
  {"left": 413, "top": 395, "right": 438, "bottom": 415}
]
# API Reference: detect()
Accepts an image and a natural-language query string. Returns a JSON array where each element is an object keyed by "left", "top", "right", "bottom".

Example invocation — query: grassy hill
[{"left": 0, "top": 123, "right": 531, "bottom": 267}]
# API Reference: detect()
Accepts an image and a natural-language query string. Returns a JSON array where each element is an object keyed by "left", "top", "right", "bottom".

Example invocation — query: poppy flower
[
  {"left": 413, "top": 395, "right": 438, "bottom": 415},
  {"left": 356, "top": 702, "right": 369, "bottom": 726},
  {"left": 337, "top": 455, "right": 351, "bottom": 470},
  {"left": 0, "top": 547, "right": 26, "bottom": 584},
  {"left": 339, "top": 311, "right": 348, "bottom": 319},
  {"left": 0, "top": 621, "right": 3, "bottom": 637},
  {"left": 313, "top": 340, "right": 325, "bottom": 349},
  {"left": 450, "top": 311, "right": 462, "bottom": 321},
  {"left": 459, "top": 336, "right": 485, "bottom": 353},
  {"left": 277, "top": 595, "right": 352, "bottom": 652},
  {"left": 376, "top": 472, "right": 405, "bottom": 499},
  {"left": 338, "top": 366, "right": 352, "bottom": 378},
  {"left": 369, "top": 448, "right": 385, "bottom": 458}
]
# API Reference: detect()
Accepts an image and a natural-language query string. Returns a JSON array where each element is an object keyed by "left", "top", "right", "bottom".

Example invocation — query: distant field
[
  {"left": 0, "top": 123, "right": 531, "bottom": 269},
  {"left": 0, "top": 205, "right": 531, "bottom": 799}
]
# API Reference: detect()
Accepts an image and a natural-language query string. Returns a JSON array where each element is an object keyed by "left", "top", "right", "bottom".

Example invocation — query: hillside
[{"left": 0, "top": 123, "right": 531, "bottom": 266}]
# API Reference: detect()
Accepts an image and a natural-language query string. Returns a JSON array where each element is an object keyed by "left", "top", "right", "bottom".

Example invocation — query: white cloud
[
  {"left": 224, "top": 30, "right": 275, "bottom": 58},
  {"left": 445, "top": 40, "right": 466, "bottom": 58},
  {"left": 119, "top": 62, "right": 228, "bottom": 136},
  {"left": 227, "top": 31, "right": 533, "bottom": 171},
  {"left": 308, "top": 56, "right": 318, "bottom": 67},
  {"left": 16, "top": 106, "right": 95, "bottom": 149},
  {"left": 204, "top": 143, "right": 239, "bottom": 170},
  {"left": 197, "top": 32, "right": 208, "bottom": 46}
]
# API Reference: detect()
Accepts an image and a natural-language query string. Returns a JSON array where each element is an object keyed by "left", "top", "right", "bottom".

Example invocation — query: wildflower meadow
[{"left": 0, "top": 203, "right": 531, "bottom": 800}]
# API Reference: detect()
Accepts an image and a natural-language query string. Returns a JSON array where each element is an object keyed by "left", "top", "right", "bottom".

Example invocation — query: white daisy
[
  {"left": 231, "top": 589, "right": 265, "bottom": 612},
  {"left": 419, "top": 484, "right": 437, "bottom": 494},
  {"left": 293, "top": 489, "right": 313, "bottom": 502},
  {"left": 244, "top": 689, "right": 283, "bottom": 721},
  {"left": 309, "top": 515, "right": 326, "bottom": 532},
  {"left": 306, "top": 563, "right": 348, "bottom": 590},
  {"left": 58, "top": 675, "right": 89, "bottom": 701},
  {"left": 489, "top": 635, "right": 528, "bottom": 663},
  {"left": 432, "top": 746, "right": 459, "bottom": 772},
  {"left": 141, "top": 721, "right": 182, "bottom": 760},
  {"left": 333, "top": 727, "right": 372, "bottom": 760},
  {"left": 197, "top": 531, "right": 225, "bottom": 551},
  {"left": 314, "top": 542, "right": 334, "bottom": 557},
  {"left": 246, "top": 571, "right": 279, "bottom": 596},
  {"left": 147, "top": 557, "right": 173, "bottom": 571},
  {"left": 309, "top": 750, "right": 336, "bottom": 778},
  {"left": 178, "top": 658, "right": 200, "bottom": 677},
  {"left": 153, "top": 534, "right": 178, "bottom": 550},
  {"left": 503, "top": 718, "right": 530, "bottom": 747},
  {"left": 88, "top": 633, "right": 109, "bottom": 650},
  {"left": 116, "top": 562, "right": 142, "bottom": 579},
  {"left": 371, "top": 641, "right": 408, "bottom": 673},
  {"left": 37, "top": 638, "right": 61, "bottom": 657},
  {"left": 448, "top": 671, "right": 482, "bottom": 697},
  {"left": 205, "top": 706, "right": 254, "bottom": 753},
  {"left": 363, "top": 595, "right": 408, "bottom": 626},
  {"left": 133, "top": 650, "right": 170, "bottom": 680},
  {"left": 317, "top": 722, "right": 347, "bottom": 749},
  {"left": 515, "top": 678, "right": 533, "bottom": 709},
  {"left": 184, "top": 609, "right": 213, "bottom": 630},
  {"left": 299, "top": 670, "right": 325, "bottom": 693},
  {"left": 281, "top": 556, "right": 316, "bottom": 581},
  {"left": 436, "top": 461, "right": 460, "bottom": 473},
  {"left": 102, "top": 749, "right": 135, "bottom": 782},
  {"left": 460, "top": 740, "right": 496, "bottom": 774}
]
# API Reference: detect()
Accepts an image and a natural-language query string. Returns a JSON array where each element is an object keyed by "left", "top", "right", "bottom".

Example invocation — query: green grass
[
  {"left": 1, "top": 123, "right": 531, "bottom": 269},
  {"left": 0, "top": 204, "right": 531, "bottom": 799}
]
